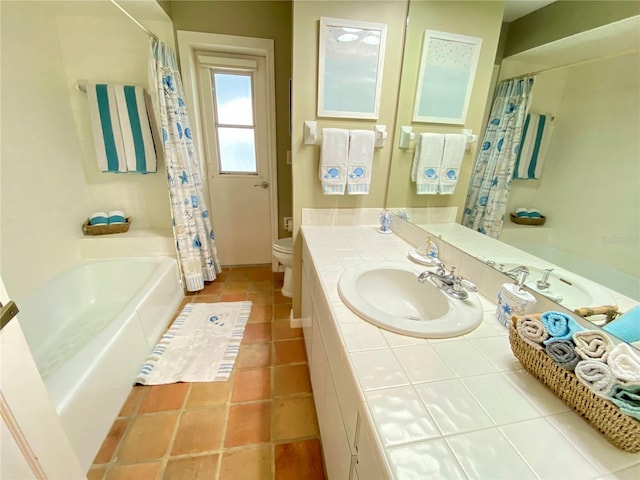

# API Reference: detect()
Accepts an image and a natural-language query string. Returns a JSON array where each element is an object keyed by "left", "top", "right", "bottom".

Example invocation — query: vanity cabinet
[{"left": 301, "top": 241, "right": 387, "bottom": 479}]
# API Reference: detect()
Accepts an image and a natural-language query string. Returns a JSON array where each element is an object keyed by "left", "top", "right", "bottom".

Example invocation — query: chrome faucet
[
  {"left": 418, "top": 263, "right": 477, "bottom": 300},
  {"left": 536, "top": 268, "right": 554, "bottom": 290},
  {"left": 418, "top": 262, "right": 454, "bottom": 286},
  {"left": 505, "top": 265, "right": 530, "bottom": 280}
]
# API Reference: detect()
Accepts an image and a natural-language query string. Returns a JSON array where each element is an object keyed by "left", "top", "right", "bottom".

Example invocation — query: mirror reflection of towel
[
  {"left": 411, "top": 133, "right": 443, "bottom": 195},
  {"left": 439, "top": 133, "right": 467, "bottom": 194}
]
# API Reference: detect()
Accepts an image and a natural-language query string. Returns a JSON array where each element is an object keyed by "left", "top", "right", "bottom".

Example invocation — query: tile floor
[{"left": 88, "top": 265, "right": 326, "bottom": 480}]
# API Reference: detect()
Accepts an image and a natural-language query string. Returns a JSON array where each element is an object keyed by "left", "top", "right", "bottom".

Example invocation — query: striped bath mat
[{"left": 135, "top": 302, "right": 251, "bottom": 385}]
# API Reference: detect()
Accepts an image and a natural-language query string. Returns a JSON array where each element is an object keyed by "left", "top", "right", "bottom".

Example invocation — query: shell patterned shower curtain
[
  {"left": 462, "top": 77, "right": 534, "bottom": 238},
  {"left": 149, "top": 38, "right": 221, "bottom": 291}
]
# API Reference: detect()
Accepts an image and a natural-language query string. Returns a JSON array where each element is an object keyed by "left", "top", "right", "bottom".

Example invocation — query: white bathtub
[{"left": 18, "top": 257, "right": 183, "bottom": 471}]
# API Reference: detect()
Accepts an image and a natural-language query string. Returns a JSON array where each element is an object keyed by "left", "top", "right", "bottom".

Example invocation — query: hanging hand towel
[
  {"left": 114, "top": 85, "right": 158, "bottom": 173},
  {"left": 513, "top": 113, "right": 554, "bottom": 180},
  {"left": 319, "top": 128, "right": 349, "bottom": 195},
  {"left": 87, "top": 84, "right": 127, "bottom": 172},
  {"left": 347, "top": 130, "right": 375, "bottom": 195},
  {"left": 439, "top": 133, "right": 467, "bottom": 194},
  {"left": 412, "top": 133, "right": 444, "bottom": 194}
]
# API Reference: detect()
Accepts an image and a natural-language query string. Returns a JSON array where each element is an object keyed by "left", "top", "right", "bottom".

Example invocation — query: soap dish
[{"left": 408, "top": 249, "right": 439, "bottom": 266}]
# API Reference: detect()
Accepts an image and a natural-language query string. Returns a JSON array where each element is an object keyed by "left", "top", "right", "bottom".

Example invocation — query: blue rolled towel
[
  {"left": 541, "top": 311, "right": 585, "bottom": 345},
  {"left": 603, "top": 305, "right": 640, "bottom": 344},
  {"left": 609, "top": 384, "right": 640, "bottom": 420},
  {"left": 545, "top": 339, "right": 579, "bottom": 371}
]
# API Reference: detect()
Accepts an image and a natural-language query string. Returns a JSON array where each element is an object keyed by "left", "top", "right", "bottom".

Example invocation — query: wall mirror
[
  {"left": 317, "top": 16, "right": 387, "bottom": 119},
  {"left": 385, "top": 1, "right": 640, "bottom": 340},
  {"left": 413, "top": 30, "right": 481, "bottom": 124}
]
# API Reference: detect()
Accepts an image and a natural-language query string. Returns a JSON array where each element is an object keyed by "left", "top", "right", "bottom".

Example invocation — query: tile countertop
[{"left": 300, "top": 225, "right": 640, "bottom": 480}]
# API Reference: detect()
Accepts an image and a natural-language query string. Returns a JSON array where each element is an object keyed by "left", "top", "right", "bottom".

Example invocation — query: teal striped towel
[
  {"left": 514, "top": 113, "right": 553, "bottom": 180},
  {"left": 87, "top": 84, "right": 157, "bottom": 173}
]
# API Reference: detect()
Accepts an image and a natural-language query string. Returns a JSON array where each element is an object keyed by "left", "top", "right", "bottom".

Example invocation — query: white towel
[
  {"left": 439, "top": 133, "right": 467, "bottom": 194},
  {"left": 114, "top": 86, "right": 157, "bottom": 173},
  {"left": 607, "top": 342, "right": 640, "bottom": 387},
  {"left": 347, "top": 130, "right": 375, "bottom": 195},
  {"left": 319, "top": 128, "right": 349, "bottom": 195},
  {"left": 412, "top": 133, "right": 444, "bottom": 195},
  {"left": 513, "top": 113, "right": 554, "bottom": 180},
  {"left": 87, "top": 84, "right": 127, "bottom": 172}
]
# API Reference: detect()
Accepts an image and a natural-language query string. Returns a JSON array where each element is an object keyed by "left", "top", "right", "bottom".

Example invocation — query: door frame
[{"left": 177, "top": 31, "right": 279, "bottom": 269}]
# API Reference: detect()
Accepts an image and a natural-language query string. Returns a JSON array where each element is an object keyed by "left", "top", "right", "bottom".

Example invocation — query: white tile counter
[{"left": 300, "top": 225, "right": 640, "bottom": 480}]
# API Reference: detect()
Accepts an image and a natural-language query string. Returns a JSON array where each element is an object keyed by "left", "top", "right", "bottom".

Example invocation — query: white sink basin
[
  {"left": 338, "top": 262, "right": 483, "bottom": 338},
  {"left": 493, "top": 261, "right": 616, "bottom": 309}
]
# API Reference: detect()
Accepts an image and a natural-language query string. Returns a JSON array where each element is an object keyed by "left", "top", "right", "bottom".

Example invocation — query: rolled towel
[
  {"left": 573, "top": 330, "right": 614, "bottom": 362},
  {"left": 609, "top": 384, "right": 640, "bottom": 421},
  {"left": 108, "top": 210, "right": 126, "bottom": 224},
  {"left": 89, "top": 212, "right": 109, "bottom": 226},
  {"left": 574, "top": 360, "right": 616, "bottom": 398},
  {"left": 516, "top": 316, "right": 548, "bottom": 351},
  {"left": 607, "top": 343, "right": 640, "bottom": 387},
  {"left": 545, "top": 339, "right": 579, "bottom": 371},
  {"left": 541, "top": 311, "right": 585, "bottom": 345},
  {"left": 603, "top": 305, "right": 640, "bottom": 344}
]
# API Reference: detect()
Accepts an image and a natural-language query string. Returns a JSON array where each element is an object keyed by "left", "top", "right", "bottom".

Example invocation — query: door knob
[{"left": 253, "top": 181, "right": 269, "bottom": 189}]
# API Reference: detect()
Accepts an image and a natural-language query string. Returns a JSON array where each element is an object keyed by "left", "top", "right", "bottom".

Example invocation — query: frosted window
[{"left": 217, "top": 127, "right": 257, "bottom": 173}]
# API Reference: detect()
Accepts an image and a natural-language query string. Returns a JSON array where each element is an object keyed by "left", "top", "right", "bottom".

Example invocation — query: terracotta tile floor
[{"left": 88, "top": 266, "right": 326, "bottom": 480}]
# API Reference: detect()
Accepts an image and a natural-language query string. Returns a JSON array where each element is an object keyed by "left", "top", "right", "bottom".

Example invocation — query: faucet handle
[
  {"left": 453, "top": 276, "right": 477, "bottom": 293},
  {"left": 459, "top": 277, "right": 478, "bottom": 292},
  {"left": 435, "top": 262, "right": 447, "bottom": 275}
]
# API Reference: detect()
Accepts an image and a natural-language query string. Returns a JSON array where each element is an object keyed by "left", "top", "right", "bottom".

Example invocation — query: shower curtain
[
  {"left": 149, "top": 38, "right": 221, "bottom": 291},
  {"left": 462, "top": 77, "right": 534, "bottom": 238}
]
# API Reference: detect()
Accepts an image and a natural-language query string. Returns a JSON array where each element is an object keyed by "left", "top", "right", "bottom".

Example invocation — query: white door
[
  {"left": 0, "top": 277, "right": 84, "bottom": 479},
  {"left": 197, "top": 53, "right": 274, "bottom": 266}
]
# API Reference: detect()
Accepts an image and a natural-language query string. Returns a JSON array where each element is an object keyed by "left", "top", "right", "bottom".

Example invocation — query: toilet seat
[{"left": 273, "top": 237, "right": 293, "bottom": 254}]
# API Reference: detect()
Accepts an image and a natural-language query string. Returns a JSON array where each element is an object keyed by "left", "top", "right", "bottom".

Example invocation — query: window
[{"left": 210, "top": 71, "right": 257, "bottom": 174}]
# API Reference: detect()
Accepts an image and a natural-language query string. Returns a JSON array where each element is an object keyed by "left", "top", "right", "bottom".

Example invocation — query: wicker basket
[
  {"left": 508, "top": 323, "right": 640, "bottom": 452},
  {"left": 82, "top": 217, "right": 131, "bottom": 235},
  {"left": 510, "top": 212, "right": 546, "bottom": 226}
]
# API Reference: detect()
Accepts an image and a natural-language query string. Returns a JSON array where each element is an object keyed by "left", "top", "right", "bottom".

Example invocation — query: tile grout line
[{"left": 156, "top": 381, "right": 193, "bottom": 479}]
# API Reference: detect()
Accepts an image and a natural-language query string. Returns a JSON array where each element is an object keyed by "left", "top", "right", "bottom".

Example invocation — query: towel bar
[
  {"left": 398, "top": 126, "right": 478, "bottom": 151},
  {"left": 303, "top": 121, "right": 387, "bottom": 148}
]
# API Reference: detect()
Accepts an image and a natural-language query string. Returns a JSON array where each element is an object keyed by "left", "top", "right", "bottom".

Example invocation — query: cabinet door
[
  {"left": 355, "top": 410, "right": 387, "bottom": 479},
  {"left": 309, "top": 304, "right": 328, "bottom": 419},
  {"left": 301, "top": 260, "right": 313, "bottom": 360},
  {"left": 321, "top": 363, "right": 353, "bottom": 480}
]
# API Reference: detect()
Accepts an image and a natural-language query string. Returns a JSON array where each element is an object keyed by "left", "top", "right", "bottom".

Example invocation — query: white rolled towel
[
  {"left": 607, "top": 342, "right": 640, "bottom": 387},
  {"left": 574, "top": 360, "right": 615, "bottom": 398}
]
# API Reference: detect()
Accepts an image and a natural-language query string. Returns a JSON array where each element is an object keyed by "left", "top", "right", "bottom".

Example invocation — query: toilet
[{"left": 272, "top": 237, "right": 294, "bottom": 297}]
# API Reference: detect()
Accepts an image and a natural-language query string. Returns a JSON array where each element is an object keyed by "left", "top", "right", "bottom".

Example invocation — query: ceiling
[{"left": 503, "top": 0, "right": 556, "bottom": 22}]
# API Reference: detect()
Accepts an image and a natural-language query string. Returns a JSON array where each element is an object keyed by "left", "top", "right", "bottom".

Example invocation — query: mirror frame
[
  {"left": 413, "top": 29, "right": 482, "bottom": 124},
  {"left": 317, "top": 16, "right": 387, "bottom": 120}
]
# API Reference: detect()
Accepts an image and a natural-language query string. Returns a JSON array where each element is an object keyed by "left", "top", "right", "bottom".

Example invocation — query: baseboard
[{"left": 289, "top": 309, "right": 302, "bottom": 328}]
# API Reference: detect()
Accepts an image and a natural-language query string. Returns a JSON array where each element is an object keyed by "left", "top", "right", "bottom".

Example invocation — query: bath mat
[{"left": 135, "top": 301, "right": 251, "bottom": 385}]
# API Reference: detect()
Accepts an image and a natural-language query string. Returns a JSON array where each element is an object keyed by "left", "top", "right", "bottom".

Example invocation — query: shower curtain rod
[
  {"left": 502, "top": 47, "right": 639, "bottom": 81},
  {"left": 109, "top": 0, "right": 158, "bottom": 40}
]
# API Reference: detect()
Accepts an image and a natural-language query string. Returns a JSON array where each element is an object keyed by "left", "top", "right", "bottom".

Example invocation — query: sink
[
  {"left": 338, "top": 261, "right": 483, "bottom": 338},
  {"left": 493, "top": 261, "right": 616, "bottom": 309}
]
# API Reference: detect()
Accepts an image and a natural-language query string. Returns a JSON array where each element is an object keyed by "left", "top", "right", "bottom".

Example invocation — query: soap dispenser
[{"left": 496, "top": 268, "right": 537, "bottom": 328}]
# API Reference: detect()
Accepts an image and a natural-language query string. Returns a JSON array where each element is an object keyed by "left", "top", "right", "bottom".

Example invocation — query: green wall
[{"left": 505, "top": 0, "right": 640, "bottom": 57}]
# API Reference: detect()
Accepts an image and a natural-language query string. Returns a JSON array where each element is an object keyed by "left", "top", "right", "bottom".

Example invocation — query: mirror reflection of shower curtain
[
  {"left": 462, "top": 77, "right": 534, "bottom": 238},
  {"left": 149, "top": 38, "right": 221, "bottom": 291}
]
